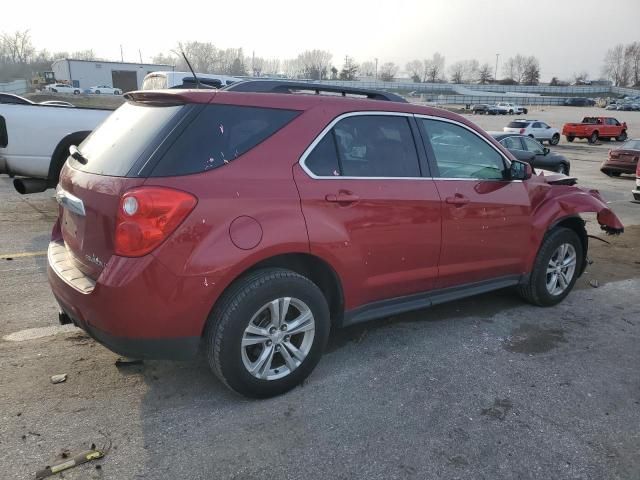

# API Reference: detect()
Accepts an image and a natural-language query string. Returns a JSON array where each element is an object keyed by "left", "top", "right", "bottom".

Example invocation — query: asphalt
[{"left": 1, "top": 105, "right": 639, "bottom": 479}]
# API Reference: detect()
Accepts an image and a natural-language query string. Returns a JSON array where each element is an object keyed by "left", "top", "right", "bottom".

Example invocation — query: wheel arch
[
  {"left": 203, "top": 252, "right": 345, "bottom": 335},
  {"left": 47, "top": 131, "right": 92, "bottom": 187}
]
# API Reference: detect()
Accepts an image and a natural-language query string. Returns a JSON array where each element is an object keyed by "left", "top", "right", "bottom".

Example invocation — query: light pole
[{"left": 494, "top": 53, "right": 500, "bottom": 82}]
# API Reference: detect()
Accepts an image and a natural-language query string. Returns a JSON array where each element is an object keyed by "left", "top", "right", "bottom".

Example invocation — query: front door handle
[
  {"left": 445, "top": 194, "right": 469, "bottom": 206},
  {"left": 325, "top": 191, "right": 360, "bottom": 204}
]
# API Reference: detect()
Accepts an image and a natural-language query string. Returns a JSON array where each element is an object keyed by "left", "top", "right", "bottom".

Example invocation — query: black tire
[
  {"left": 95, "top": 90, "right": 101, "bottom": 94},
  {"left": 51, "top": 88, "right": 57, "bottom": 93},
  {"left": 556, "top": 163, "right": 570, "bottom": 175},
  {"left": 549, "top": 133, "right": 560, "bottom": 145},
  {"left": 204, "top": 268, "right": 330, "bottom": 398},
  {"left": 518, "top": 227, "right": 583, "bottom": 306},
  {"left": 610, "top": 171, "right": 622, "bottom": 177},
  {"left": 566, "top": 136, "right": 574, "bottom": 142},
  {"left": 522, "top": 108, "right": 528, "bottom": 114},
  {"left": 528, "top": 134, "right": 535, "bottom": 138},
  {"left": 617, "top": 130, "right": 627, "bottom": 142},
  {"left": 588, "top": 131, "right": 598, "bottom": 144},
  {"left": 73, "top": 90, "right": 80, "bottom": 95}
]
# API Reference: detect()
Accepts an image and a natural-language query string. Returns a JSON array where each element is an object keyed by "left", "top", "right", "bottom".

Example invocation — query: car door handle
[
  {"left": 445, "top": 194, "right": 469, "bottom": 206},
  {"left": 325, "top": 191, "right": 360, "bottom": 204}
]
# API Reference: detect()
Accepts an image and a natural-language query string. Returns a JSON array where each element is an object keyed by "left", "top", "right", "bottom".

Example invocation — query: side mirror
[
  {"left": 510, "top": 160, "right": 532, "bottom": 181},
  {"left": 546, "top": 125, "right": 551, "bottom": 129},
  {"left": 543, "top": 147, "right": 550, "bottom": 155}
]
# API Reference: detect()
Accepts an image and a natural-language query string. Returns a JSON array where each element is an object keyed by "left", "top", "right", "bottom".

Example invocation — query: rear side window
[
  {"left": 71, "top": 102, "right": 183, "bottom": 176},
  {"left": 507, "top": 121, "right": 528, "bottom": 128},
  {"left": 152, "top": 105, "right": 299, "bottom": 176},
  {"left": 500, "top": 136, "right": 523, "bottom": 150}
]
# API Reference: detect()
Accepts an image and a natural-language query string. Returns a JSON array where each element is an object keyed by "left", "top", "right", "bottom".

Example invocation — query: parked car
[
  {"left": 490, "top": 132, "right": 570, "bottom": 174},
  {"left": 45, "top": 83, "right": 81, "bottom": 95},
  {"left": 605, "top": 103, "right": 619, "bottom": 110},
  {"left": 471, "top": 104, "right": 491, "bottom": 114},
  {"left": 485, "top": 105, "right": 502, "bottom": 115},
  {"left": 503, "top": 119, "right": 561, "bottom": 145},
  {"left": 616, "top": 104, "right": 634, "bottom": 111},
  {"left": 88, "top": 85, "right": 122, "bottom": 95},
  {"left": 48, "top": 81, "right": 623, "bottom": 398},
  {"left": 0, "top": 93, "right": 34, "bottom": 105},
  {"left": 0, "top": 102, "right": 111, "bottom": 193},
  {"left": 562, "top": 116, "right": 628, "bottom": 143},
  {"left": 564, "top": 97, "right": 596, "bottom": 107},
  {"left": 600, "top": 139, "right": 640, "bottom": 177}
]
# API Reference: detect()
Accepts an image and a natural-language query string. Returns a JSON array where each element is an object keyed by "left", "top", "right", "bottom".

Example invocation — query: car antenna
[{"left": 180, "top": 51, "right": 201, "bottom": 89}]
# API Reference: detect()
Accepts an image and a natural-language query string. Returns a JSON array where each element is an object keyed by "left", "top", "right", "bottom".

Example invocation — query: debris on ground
[
  {"left": 589, "top": 280, "right": 600, "bottom": 288},
  {"left": 35, "top": 441, "right": 110, "bottom": 479},
  {"left": 115, "top": 357, "right": 144, "bottom": 367},
  {"left": 50, "top": 374, "right": 67, "bottom": 384}
]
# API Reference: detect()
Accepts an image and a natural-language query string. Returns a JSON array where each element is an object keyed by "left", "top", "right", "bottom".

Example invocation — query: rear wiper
[{"left": 69, "top": 145, "right": 88, "bottom": 165}]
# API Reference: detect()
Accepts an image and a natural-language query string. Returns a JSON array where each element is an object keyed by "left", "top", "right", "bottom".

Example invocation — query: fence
[
  {"left": 292, "top": 78, "right": 638, "bottom": 105},
  {"left": 0, "top": 79, "right": 28, "bottom": 95}
]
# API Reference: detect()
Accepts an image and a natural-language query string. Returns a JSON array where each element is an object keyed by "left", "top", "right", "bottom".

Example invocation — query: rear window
[
  {"left": 71, "top": 102, "right": 183, "bottom": 176},
  {"left": 507, "top": 121, "right": 529, "bottom": 128},
  {"left": 151, "top": 104, "right": 300, "bottom": 177}
]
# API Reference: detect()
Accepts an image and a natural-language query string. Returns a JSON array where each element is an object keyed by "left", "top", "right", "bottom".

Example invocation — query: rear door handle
[
  {"left": 445, "top": 194, "right": 469, "bottom": 206},
  {"left": 325, "top": 191, "right": 360, "bottom": 204}
]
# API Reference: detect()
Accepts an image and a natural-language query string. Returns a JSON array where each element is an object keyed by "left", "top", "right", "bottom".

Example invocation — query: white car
[
  {"left": 496, "top": 102, "right": 527, "bottom": 114},
  {"left": 46, "top": 83, "right": 81, "bottom": 95},
  {"left": 503, "top": 119, "right": 561, "bottom": 145},
  {"left": 88, "top": 85, "right": 122, "bottom": 95}
]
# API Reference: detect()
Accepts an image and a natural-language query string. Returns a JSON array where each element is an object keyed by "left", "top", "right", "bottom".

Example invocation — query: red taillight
[
  {"left": 115, "top": 187, "right": 197, "bottom": 257},
  {"left": 519, "top": 128, "right": 525, "bottom": 134}
]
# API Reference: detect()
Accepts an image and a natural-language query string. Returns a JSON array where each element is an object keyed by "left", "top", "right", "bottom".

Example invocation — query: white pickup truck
[
  {"left": 495, "top": 102, "right": 528, "bottom": 115},
  {"left": 0, "top": 101, "right": 111, "bottom": 193}
]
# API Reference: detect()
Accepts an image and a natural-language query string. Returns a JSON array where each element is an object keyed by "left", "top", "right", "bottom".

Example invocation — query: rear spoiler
[{"left": 124, "top": 90, "right": 216, "bottom": 106}]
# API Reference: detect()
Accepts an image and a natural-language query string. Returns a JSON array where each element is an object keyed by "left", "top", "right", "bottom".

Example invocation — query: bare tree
[
  {"left": 447, "top": 59, "right": 478, "bottom": 84},
  {"left": 339, "top": 56, "right": 359, "bottom": 80},
  {"left": 602, "top": 44, "right": 627, "bottom": 86},
  {"left": 423, "top": 52, "right": 445, "bottom": 82},
  {"left": 360, "top": 61, "right": 376, "bottom": 77},
  {"left": 72, "top": 49, "right": 99, "bottom": 61},
  {"left": 573, "top": 71, "right": 590, "bottom": 84},
  {"left": 282, "top": 58, "right": 302, "bottom": 78},
  {"left": 406, "top": 59, "right": 422, "bottom": 82},
  {"left": 379, "top": 62, "right": 398, "bottom": 82},
  {"left": 478, "top": 63, "right": 493, "bottom": 84},
  {"left": 297, "top": 49, "right": 332, "bottom": 80},
  {"left": 1, "top": 30, "right": 35, "bottom": 63},
  {"left": 448, "top": 61, "right": 465, "bottom": 84},
  {"left": 262, "top": 58, "right": 281, "bottom": 76},
  {"left": 522, "top": 56, "right": 540, "bottom": 85}
]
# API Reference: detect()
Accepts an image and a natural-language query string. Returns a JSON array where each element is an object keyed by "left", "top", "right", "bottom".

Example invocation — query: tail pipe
[{"left": 13, "top": 178, "right": 48, "bottom": 195}]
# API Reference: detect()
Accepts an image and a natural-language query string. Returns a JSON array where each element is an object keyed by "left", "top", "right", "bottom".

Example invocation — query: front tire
[
  {"left": 617, "top": 131, "right": 627, "bottom": 142},
  {"left": 566, "top": 136, "right": 574, "bottom": 143},
  {"left": 518, "top": 227, "right": 582, "bottom": 306},
  {"left": 550, "top": 133, "right": 560, "bottom": 145},
  {"left": 205, "top": 269, "right": 330, "bottom": 398},
  {"left": 588, "top": 131, "right": 598, "bottom": 144}
]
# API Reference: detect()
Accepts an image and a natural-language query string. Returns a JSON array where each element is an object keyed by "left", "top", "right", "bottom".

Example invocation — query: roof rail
[{"left": 222, "top": 80, "right": 407, "bottom": 103}]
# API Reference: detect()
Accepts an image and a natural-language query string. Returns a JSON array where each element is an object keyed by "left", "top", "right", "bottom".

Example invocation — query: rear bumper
[{"left": 48, "top": 240, "right": 219, "bottom": 360}]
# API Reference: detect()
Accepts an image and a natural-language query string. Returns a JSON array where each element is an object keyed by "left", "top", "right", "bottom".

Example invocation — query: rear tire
[
  {"left": 566, "top": 136, "right": 574, "bottom": 142},
  {"left": 610, "top": 171, "right": 622, "bottom": 177},
  {"left": 549, "top": 134, "right": 560, "bottom": 145},
  {"left": 204, "top": 268, "right": 330, "bottom": 398},
  {"left": 617, "top": 131, "right": 627, "bottom": 142},
  {"left": 518, "top": 227, "right": 582, "bottom": 306}
]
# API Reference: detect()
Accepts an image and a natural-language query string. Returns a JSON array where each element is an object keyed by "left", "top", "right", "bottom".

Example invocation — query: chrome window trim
[{"left": 298, "top": 111, "right": 516, "bottom": 182}]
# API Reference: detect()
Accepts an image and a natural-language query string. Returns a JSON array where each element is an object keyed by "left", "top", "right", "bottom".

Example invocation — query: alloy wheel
[
  {"left": 545, "top": 243, "right": 577, "bottom": 295},
  {"left": 241, "top": 297, "right": 315, "bottom": 380}
]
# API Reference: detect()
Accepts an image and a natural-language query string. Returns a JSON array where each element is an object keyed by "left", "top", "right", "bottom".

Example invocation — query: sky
[{"left": 2, "top": 0, "right": 639, "bottom": 82}]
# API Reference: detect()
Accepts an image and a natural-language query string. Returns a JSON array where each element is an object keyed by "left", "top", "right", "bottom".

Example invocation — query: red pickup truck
[{"left": 562, "top": 117, "right": 628, "bottom": 144}]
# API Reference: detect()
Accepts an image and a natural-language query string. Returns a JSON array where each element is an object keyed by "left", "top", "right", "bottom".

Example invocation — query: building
[{"left": 52, "top": 59, "right": 174, "bottom": 92}]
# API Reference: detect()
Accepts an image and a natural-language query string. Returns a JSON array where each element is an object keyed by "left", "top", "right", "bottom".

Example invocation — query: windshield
[
  {"left": 621, "top": 140, "right": 640, "bottom": 150},
  {"left": 141, "top": 75, "right": 168, "bottom": 90}
]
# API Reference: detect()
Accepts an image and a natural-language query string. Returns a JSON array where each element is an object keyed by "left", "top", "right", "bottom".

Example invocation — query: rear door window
[
  {"left": 303, "top": 115, "right": 421, "bottom": 178},
  {"left": 152, "top": 105, "right": 300, "bottom": 176},
  {"left": 500, "top": 136, "right": 524, "bottom": 150}
]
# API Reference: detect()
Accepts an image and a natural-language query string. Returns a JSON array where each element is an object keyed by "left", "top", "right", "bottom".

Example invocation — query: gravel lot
[{"left": 0, "top": 106, "right": 638, "bottom": 480}]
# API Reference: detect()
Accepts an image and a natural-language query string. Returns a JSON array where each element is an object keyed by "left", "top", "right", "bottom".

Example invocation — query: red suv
[{"left": 48, "top": 81, "right": 624, "bottom": 398}]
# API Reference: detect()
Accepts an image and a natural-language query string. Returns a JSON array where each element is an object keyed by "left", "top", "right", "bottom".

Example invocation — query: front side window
[
  {"left": 304, "top": 115, "right": 421, "bottom": 178},
  {"left": 522, "top": 137, "right": 544, "bottom": 154},
  {"left": 420, "top": 119, "right": 506, "bottom": 180}
]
